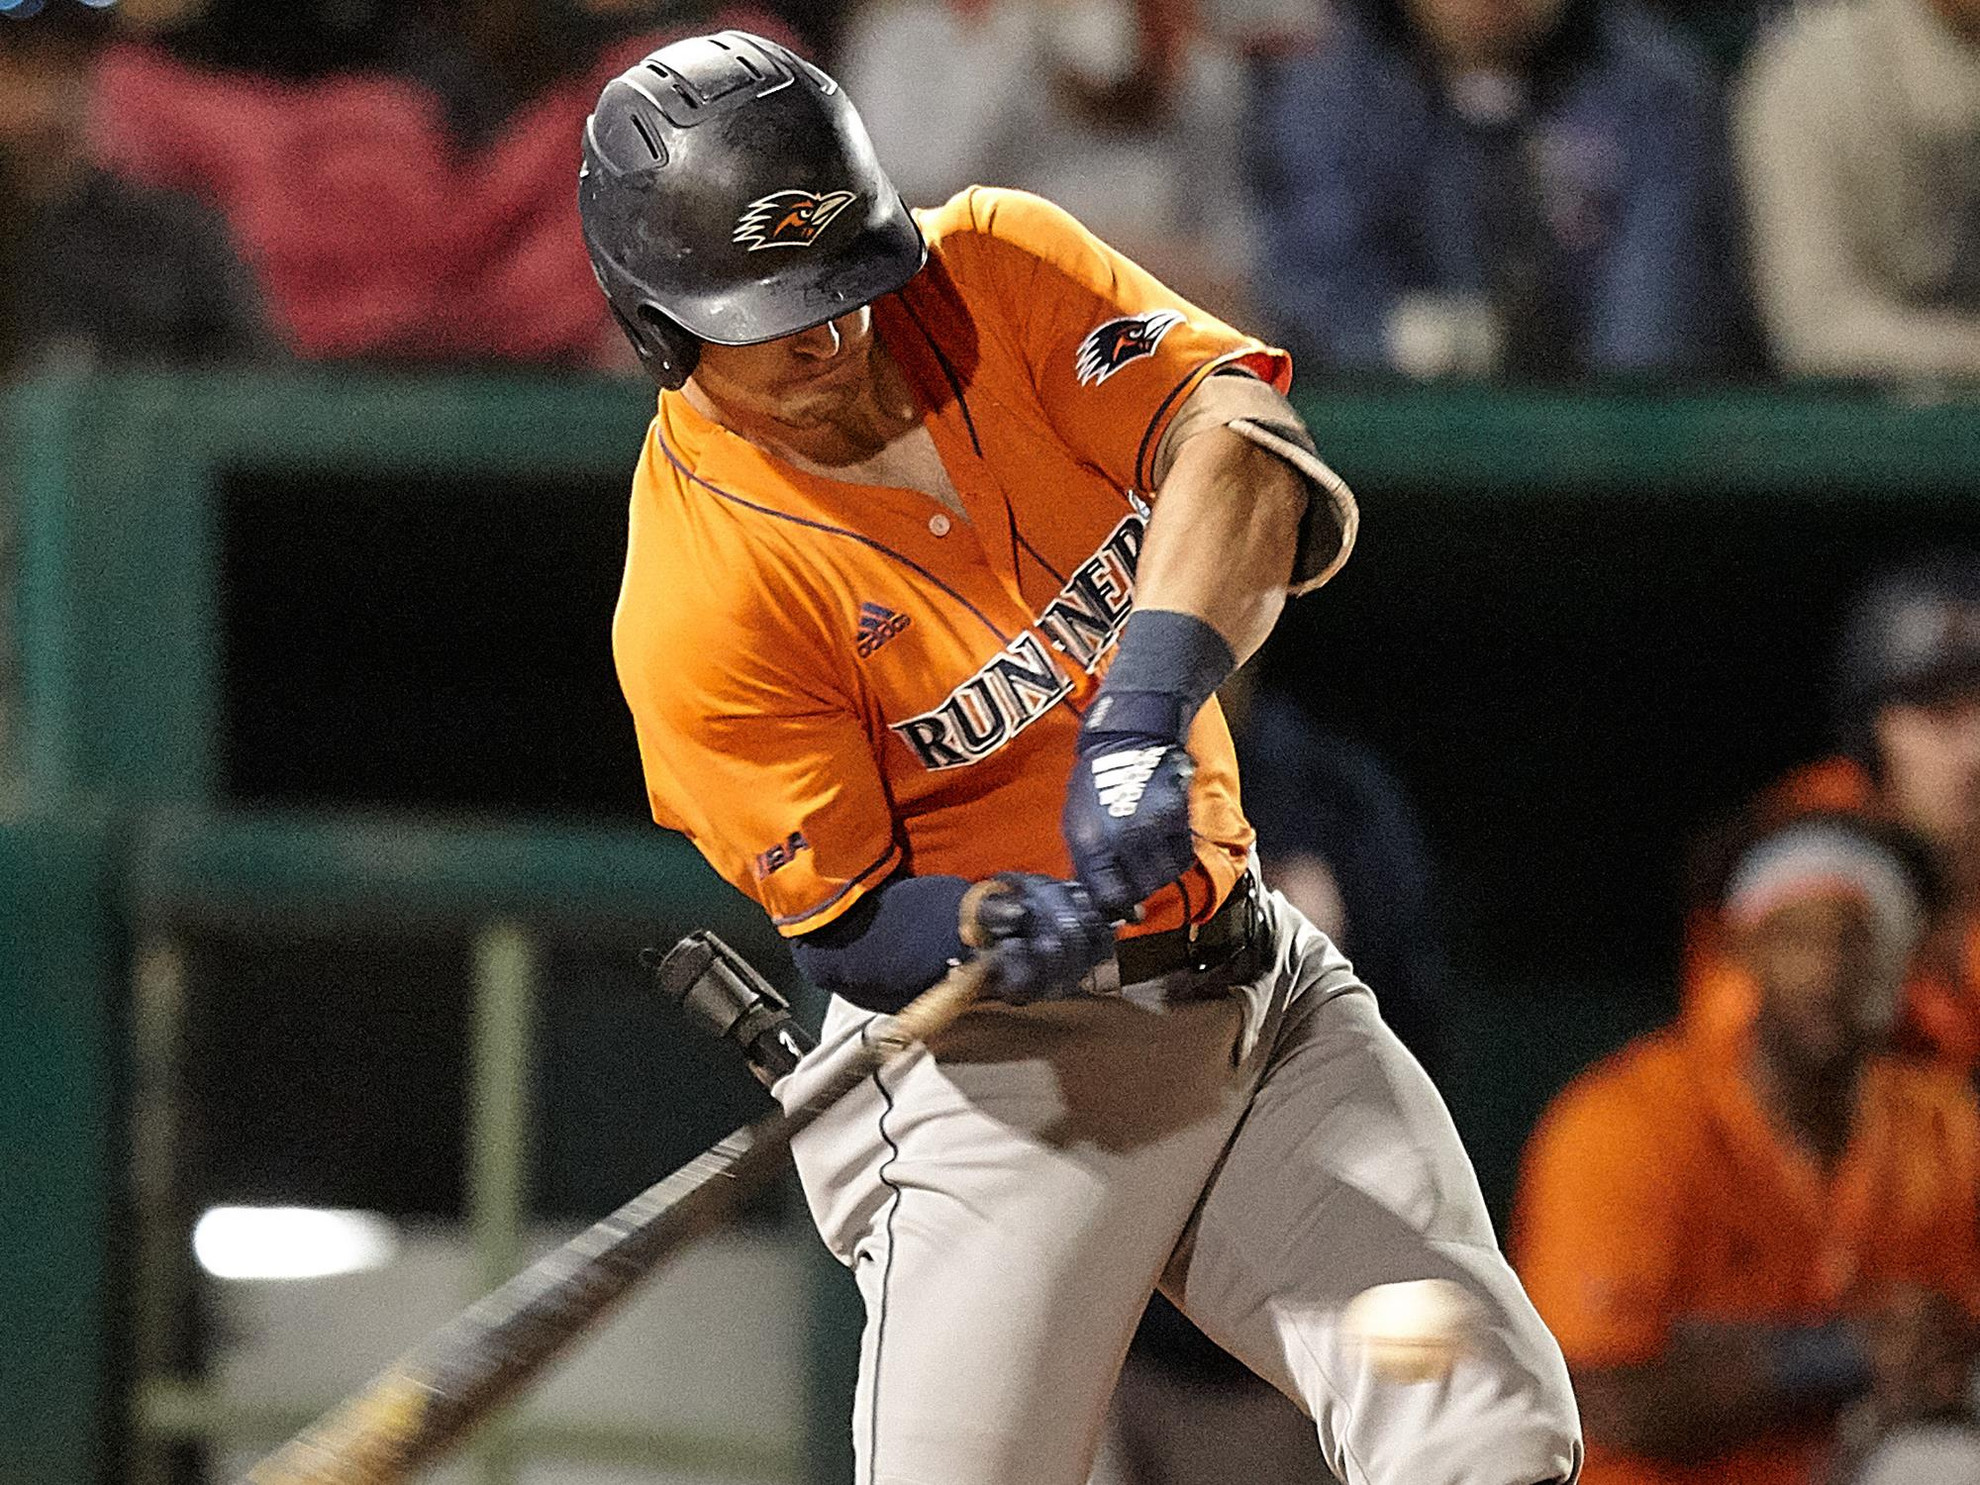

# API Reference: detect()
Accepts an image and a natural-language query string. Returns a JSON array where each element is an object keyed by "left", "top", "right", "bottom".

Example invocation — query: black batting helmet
[
  {"left": 578, "top": 30, "right": 926, "bottom": 388},
  {"left": 1834, "top": 548, "right": 1980, "bottom": 757}
]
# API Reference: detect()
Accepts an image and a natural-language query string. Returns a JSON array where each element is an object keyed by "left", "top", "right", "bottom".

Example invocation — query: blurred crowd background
[
  {"left": 4, "top": 0, "right": 1980, "bottom": 1484},
  {"left": 2, "top": 0, "right": 1976, "bottom": 384}
]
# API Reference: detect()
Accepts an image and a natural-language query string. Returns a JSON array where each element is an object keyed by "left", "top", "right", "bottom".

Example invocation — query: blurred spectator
[
  {"left": 1515, "top": 809, "right": 1980, "bottom": 1484},
  {"left": 1198, "top": 0, "right": 1333, "bottom": 52},
  {"left": 1733, "top": 0, "right": 1980, "bottom": 382},
  {"left": 1840, "top": 1420, "right": 1980, "bottom": 1483},
  {"left": 1689, "top": 550, "right": 1980, "bottom": 1070},
  {"left": 1236, "top": 686, "right": 1451, "bottom": 1076},
  {"left": 0, "top": 3, "right": 272, "bottom": 374},
  {"left": 835, "top": 0, "right": 1256, "bottom": 321},
  {"left": 86, "top": 1, "right": 796, "bottom": 365},
  {"left": 1246, "top": 0, "right": 1745, "bottom": 380},
  {"left": 1092, "top": 688, "right": 1449, "bottom": 1485},
  {"left": 757, "top": 0, "right": 850, "bottom": 54},
  {"left": 1825, "top": 1293, "right": 1980, "bottom": 1482}
]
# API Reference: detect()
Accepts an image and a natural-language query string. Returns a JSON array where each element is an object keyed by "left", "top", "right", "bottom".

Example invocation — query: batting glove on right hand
[
  {"left": 1062, "top": 610, "right": 1231, "bottom": 919},
  {"left": 1063, "top": 702, "right": 1198, "bottom": 922},
  {"left": 972, "top": 872, "right": 1116, "bottom": 1004}
]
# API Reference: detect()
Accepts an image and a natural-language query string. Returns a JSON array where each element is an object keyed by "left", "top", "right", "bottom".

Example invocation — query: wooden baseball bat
[{"left": 238, "top": 946, "right": 995, "bottom": 1485}]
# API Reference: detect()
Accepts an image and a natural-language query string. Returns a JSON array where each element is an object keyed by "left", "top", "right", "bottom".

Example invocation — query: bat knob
[{"left": 644, "top": 932, "right": 812, "bottom": 1085}]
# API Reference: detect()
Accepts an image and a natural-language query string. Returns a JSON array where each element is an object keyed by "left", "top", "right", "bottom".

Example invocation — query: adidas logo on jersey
[
  {"left": 1091, "top": 747, "right": 1165, "bottom": 818},
  {"left": 856, "top": 601, "right": 912, "bottom": 657}
]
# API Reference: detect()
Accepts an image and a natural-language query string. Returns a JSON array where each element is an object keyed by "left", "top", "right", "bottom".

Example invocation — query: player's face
[
  {"left": 1876, "top": 692, "right": 1980, "bottom": 869},
  {"left": 1741, "top": 893, "right": 1892, "bottom": 1072},
  {"left": 691, "top": 308, "right": 878, "bottom": 432}
]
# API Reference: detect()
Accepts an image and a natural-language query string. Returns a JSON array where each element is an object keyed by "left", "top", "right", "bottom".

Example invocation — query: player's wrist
[{"left": 1085, "top": 610, "right": 1235, "bottom": 746}]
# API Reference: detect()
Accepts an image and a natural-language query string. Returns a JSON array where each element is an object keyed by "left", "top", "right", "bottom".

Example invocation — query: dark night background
[{"left": 200, "top": 460, "right": 1980, "bottom": 1222}]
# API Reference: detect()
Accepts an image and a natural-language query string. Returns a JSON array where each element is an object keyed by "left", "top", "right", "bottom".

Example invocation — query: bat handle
[
  {"left": 852, "top": 883, "right": 1006, "bottom": 1053},
  {"left": 887, "top": 951, "right": 996, "bottom": 1049}
]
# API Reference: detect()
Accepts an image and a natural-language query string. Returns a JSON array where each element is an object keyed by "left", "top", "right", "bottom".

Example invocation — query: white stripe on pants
[{"left": 777, "top": 889, "right": 1582, "bottom": 1485}]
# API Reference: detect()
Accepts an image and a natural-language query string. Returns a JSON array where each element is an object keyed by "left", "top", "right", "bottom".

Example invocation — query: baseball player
[{"left": 586, "top": 30, "right": 1580, "bottom": 1485}]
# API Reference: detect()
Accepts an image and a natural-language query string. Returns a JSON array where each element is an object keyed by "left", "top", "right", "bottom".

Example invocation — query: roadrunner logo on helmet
[
  {"left": 733, "top": 189, "right": 860, "bottom": 251},
  {"left": 577, "top": 30, "right": 927, "bottom": 389}
]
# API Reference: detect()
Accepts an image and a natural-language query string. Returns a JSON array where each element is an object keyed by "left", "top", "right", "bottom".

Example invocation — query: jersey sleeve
[
  {"left": 1908, "top": 1070, "right": 1980, "bottom": 1316},
  {"left": 617, "top": 606, "right": 902, "bottom": 937},
  {"left": 1510, "top": 1058, "right": 1689, "bottom": 1368},
  {"left": 949, "top": 187, "right": 1292, "bottom": 493}
]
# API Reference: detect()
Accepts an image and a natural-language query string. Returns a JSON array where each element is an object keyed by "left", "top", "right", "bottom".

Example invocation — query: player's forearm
[
  {"left": 1135, "top": 424, "right": 1308, "bottom": 665},
  {"left": 1064, "top": 400, "right": 1328, "bottom": 916}
]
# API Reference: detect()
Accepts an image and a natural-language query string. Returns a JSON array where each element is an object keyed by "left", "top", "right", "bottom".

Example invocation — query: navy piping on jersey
[
  {"left": 864, "top": 1022, "right": 908, "bottom": 1485},
  {"left": 1134, "top": 360, "right": 1215, "bottom": 493},
  {"left": 897, "top": 293, "right": 1080, "bottom": 593},
  {"left": 897, "top": 295, "right": 983, "bottom": 456},
  {"left": 1135, "top": 352, "right": 1262, "bottom": 492},
  {"left": 658, "top": 433, "right": 1012, "bottom": 646},
  {"left": 771, "top": 840, "right": 902, "bottom": 929},
  {"left": 1013, "top": 527, "right": 1068, "bottom": 586}
]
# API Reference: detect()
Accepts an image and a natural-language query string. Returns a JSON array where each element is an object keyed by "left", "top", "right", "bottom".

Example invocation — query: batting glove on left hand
[{"left": 972, "top": 872, "right": 1116, "bottom": 1004}]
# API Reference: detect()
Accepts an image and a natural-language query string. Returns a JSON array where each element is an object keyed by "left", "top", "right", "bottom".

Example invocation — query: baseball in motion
[{"left": 1341, "top": 1279, "right": 1483, "bottom": 1383}]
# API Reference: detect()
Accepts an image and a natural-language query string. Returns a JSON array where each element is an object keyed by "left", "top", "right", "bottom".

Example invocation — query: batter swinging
[{"left": 587, "top": 30, "right": 1581, "bottom": 1485}]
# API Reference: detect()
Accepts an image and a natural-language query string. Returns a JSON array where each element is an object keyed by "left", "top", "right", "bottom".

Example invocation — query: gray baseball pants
[{"left": 777, "top": 884, "right": 1582, "bottom": 1485}]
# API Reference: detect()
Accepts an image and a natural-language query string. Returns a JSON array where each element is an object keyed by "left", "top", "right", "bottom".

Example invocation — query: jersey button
[{"left": 928, "top": 512, "right": 952, "bottom": 537}]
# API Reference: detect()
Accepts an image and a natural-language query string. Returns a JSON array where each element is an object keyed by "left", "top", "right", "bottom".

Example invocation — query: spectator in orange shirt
[
  {"left": 1515, "top": 810, "right": 1980, "bottom": 1485},
  {"left": 1688, "top": 549, "right": 1980, "bottom": 1068}
]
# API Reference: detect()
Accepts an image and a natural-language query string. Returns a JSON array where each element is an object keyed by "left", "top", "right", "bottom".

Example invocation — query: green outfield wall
[{"left": 0, "top": 815, "right": 116, "bottom": 1485}]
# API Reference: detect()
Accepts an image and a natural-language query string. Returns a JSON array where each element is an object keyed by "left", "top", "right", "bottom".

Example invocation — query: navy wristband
[{"left": 1087, "top": 610, "right": 1236, "bottom": 741}]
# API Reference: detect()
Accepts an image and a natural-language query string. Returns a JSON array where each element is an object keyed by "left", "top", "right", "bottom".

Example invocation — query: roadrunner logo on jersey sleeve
[
  {"left": 890, "top": 511, "right": 1146, "bottom": 771},
  {"left": 1075, "top": 310, "right": 1184, "bottom": 385},
  {"left": 733, "top": 189, "right": 858, "bottom": 251}
]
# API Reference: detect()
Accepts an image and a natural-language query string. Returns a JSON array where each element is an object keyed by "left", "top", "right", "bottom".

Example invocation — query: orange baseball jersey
[
  {"left": 613, "top": 187, "right": 1290, "bottom": 937},
  {"left": 1512, "top": 1013, "right": 1980, "bottom": 1485}
]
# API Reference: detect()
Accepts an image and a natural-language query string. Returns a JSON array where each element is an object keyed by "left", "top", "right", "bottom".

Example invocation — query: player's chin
[{"left": 777, "top": 380, "right": 861, "bottom": 426}]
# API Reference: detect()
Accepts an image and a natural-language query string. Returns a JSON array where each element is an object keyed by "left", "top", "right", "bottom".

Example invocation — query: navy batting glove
[
  {"left": 1064, "top": 711, "right": 1197, "bottom": 921},
  {"left": 974, "top": 873, "right": 1116, "bottom": 1003},
  {"left": 1063, "top": 611, "right": 1235, "bottom": 920}
]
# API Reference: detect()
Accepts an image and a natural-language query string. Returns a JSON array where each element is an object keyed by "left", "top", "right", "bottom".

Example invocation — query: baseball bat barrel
[{"left": 237, "top": 950, "right": 995, "bottom": 1485}]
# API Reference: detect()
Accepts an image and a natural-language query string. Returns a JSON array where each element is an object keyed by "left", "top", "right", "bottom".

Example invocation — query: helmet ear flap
[{"left": 609, "top": 302, "right": 700, "bottom": 389}]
